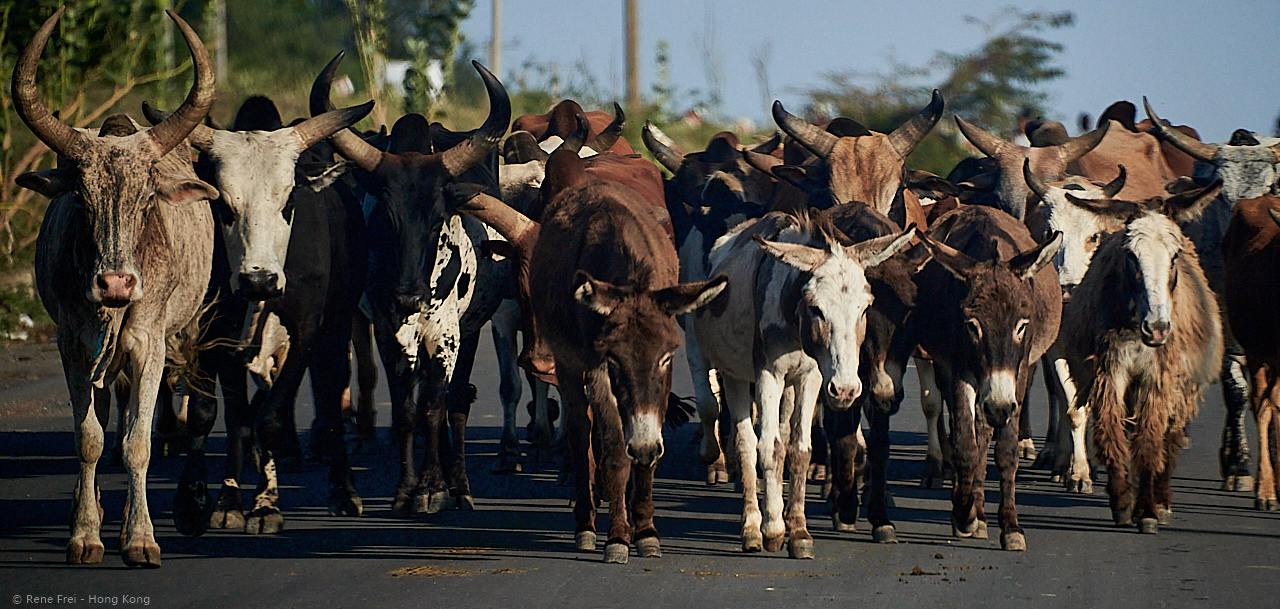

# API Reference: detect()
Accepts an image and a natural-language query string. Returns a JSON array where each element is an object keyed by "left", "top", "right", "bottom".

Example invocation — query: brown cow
[
  {"left": 1095, "top": 100, "right": 1203, "bottom": 179},
  {"left": 513, "top": 99, "right": 634, "bottom": 155},
  {"left": 14, "top": 8, "right": 217, "bottom": 567},
  {"left": 1222, "top": 194, "right": 1280, "bottom": 511},
  {"left": 1071, "top": 118, "right": 1177, "bottom": 201},
  {"left": 1061, "top": 181, "right": 1225, "bottom": 533}
]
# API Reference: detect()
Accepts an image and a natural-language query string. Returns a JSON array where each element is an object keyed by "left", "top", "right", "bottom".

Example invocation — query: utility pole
[
  {"left": 625, "top": 0, "right": 639, "bottom": 113},
  {"left": 161, "top": 0, "right": 174, "bottom": 73},
  {"left": 210, "top": 0, "right": 228, "bottom": 83},
  {"left": 490, "top": 0, "right": 502, "bottom": 77}
]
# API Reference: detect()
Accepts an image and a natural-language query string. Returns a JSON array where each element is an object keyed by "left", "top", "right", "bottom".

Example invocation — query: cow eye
[
  {"left": 212, "top": 199, "right": 236, "bottom": 225},
  {"left": 1089, "top": 232, "right": 1102, "bottom": 244},
  {"left": 1015, "top": 319, "right": 1030, "bottom": 342},
  {"left": 282, "top": 200, "right": 295, "bottom": 224},
  {"left": 966, "top": 318, "right": 982, "bottom": 342}
]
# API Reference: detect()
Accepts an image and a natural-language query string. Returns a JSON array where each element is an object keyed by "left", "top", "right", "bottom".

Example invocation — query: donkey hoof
[
  {"left": 973, "top": 520, "right": 989, "bottom": 539},
  {"left": 951, "top": 516, "right": 978, "bottom": 538},
  {"left": 1223, "top": 475, "right": 1255, "bottom": 492},
  {"left": 575, "top": 530, "right": 597, "bottom": 551},
  {"left": 1256, "top": 498, "right": 1279, "bottom": 511},
  {"left": 1112, "top": 505, "right": 1133, "bottom": 526},
  {"left": 1138, "top": 518, "right": 1158, "bottom": 534},
  {"left": 416, "top": 490, "right": 451, "bottom": 515},
  {"left": 1157, "top": 507, "right": 1173, "bottom": 525},
  {"left": 716, "top": 470, "right": 730, "bottom": 484},
  {"left": 327, "top": 493, "right": 363, "bottom": 517},
  {"left": 832, "top": 512, "right": 858, "bottom": 533},
  {"left": 873, "top": 525, "right": 898, "bottom": 544},
  {"left": 604, "top": 542, "right": 629, "bottom": 564},
  {"left": 763, "top": 533, "right": 785, "bottom": 553},
  {"left": 173, "top": 481, "right": 213, "bottom": 537},
  {"left": 742, "top": 531, "right": 763, "bottom": 553},
  {"left": 244, "top": 508, "right": 285, "bottom": 535},
  {"left": 636, "top": 537, "right": 661, "bottom": 558},
  {"left": 788, "top": 537, "right": 814, "bottom": 559},
  {"left": 120, "top": 541, "right": 162, "bottom": 568},
  {"left": 1001, "top": 531, "right": 1027, "bottom": 551},
  {"left": 455, "top": 494, "right": 475, "bottom": 511},
  {"left": 1017, "top": 438, "right": 1035, "bottom": 459},
  {"left": 66, "top": 539, "right": 105, "bottom": 565}
]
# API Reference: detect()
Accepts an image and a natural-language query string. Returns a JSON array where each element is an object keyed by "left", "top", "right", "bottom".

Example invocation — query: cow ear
[
  {"left": 1268, "top": 208, "right": 1280, "bottom": 230},
  {"left": 847, "top": 225, "right": 917, "bottom": 268},
  {"left": 770, "top": 165, "right": 819, "bottom": 189},
  {"left": 482, "top": 239, "right": 519, "bottom": 260},
  {"left": 302, "top": 161, "right": 352, "bottom": 192},
  {"left": 16, "top": 169, "right": 76, "bottom": 198},
  {"left": 917, "top": 232, "right": 977, "bottom": 280},
  {"left": 574, "top": 271, "right": 629, "bottom": 316},
  {"left": 1009, "top": 231, "right": 1062, "bottom": 280},
  {"left": 1063, "top": 192, "right": 1145, "bottom": 221},
  {"left": 1164, "top": 179, "right": 1223, "bottom": 223},
  {"left": 652, "top": 274, "right": 728, "bottom": 316},
  {"left": 157, "top": 177, "right": 220, "bottom": 205},
  {"left": 903, "top": 167, "right": 960, "bottom": 197},
  {"left": 753, "top": 235, "right": 829, "bottom": 272}
]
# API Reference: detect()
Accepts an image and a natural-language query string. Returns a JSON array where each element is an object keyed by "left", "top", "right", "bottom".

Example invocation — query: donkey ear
[
  {"left": 652, "top": 275, "right": 728, "bottom": 316},
  {"left": 917, "top": 231, "right": 978, "bottom": 280},
  {"left": 753, "top": 235, "right": 829, "bottom": 272},
  {"left": 847, "top": 225, "right": 917, "bottom": 268},
  {"left": 1009, "top": 231, "right": 1062, "bottom": 280},
  {"left": 1063, "top": 192, "right": 1146, "bottom": 221},
  {"left": 1164, "top": 179, "right": 1223, "bottom": 223},
  {"left": 574, "top": 271, "right": 629, "bottom": 317}
]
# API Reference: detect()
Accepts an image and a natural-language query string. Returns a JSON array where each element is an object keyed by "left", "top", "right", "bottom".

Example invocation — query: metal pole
[
  {"left": 490, "top": 0, "right": 502, "bottom": 77},
  {"left": 213, "top": 0, "right": 228, "bottom": 83},
  {"left": 625, "top": 0, "right": 639, "bottom": 113}
]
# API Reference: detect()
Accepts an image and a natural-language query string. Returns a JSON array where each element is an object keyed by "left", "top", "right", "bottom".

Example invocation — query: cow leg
[
  {"left": 412, "top": 355, "right": 451, "bottom": 515},
  {"left": 444, "top": 331, "right": 481, "bottom": 509},
  {"left": 1091, "top": 370, "right": 1134, "bottom": 526},
  {"left": 63, "top": 342, "right": 110, "bottom": 565},
  {"left": 531, "top": 375, "right": 560, "bottom": 464},
  {"left": 825, "top": 403, "right": 862, "bottom": 532},
  {"left": 1017, "top": 360, "right": 1036, "bottom": 458},
  {"left": 1132, "top": 380, "right": 1170, "bottom": 533},
  {"left": 1252, "top": 364, "right": 1280, "bottom": 511},
  {"left": 119, "top": 342, "right": 166, "bottom": 567},
  {"left": 918, "top": 358, "right": 947, "bottom": 489},
  {"left": 1221, "top": 347, "right": 1254, "bottom": 491},
  {"left": 350, "top": 310, "right": 378, "bottom": 453},
  {"left": 1034, "top": 352, "right": 1063, "bottom": 471},
  {"left": 173, "top": 378, "right": 218, "bottom": 537},
  {"left": 155, "top": 382, "right": 189, "bottom": 457},
  {"left": 865, "top": 407, "right": 899, "bottom": 542},
  {"left": 310, "top": 315, "right": 361, "bottom": 518},
  {"left": 686, "top": 315, "right": 727, "bottom": 485},
  {"left": 374, "top": 330, "right": 419, "bottom": 516},
  {"left": 995, "top": 408, "right": 1025, "bottom": 550},
  {"left": 245, "top": 329, "right": 313, "bottom": 535},
  {"left": 212, "top": 345, "right": 251, "bottom": 531},
  {"left": 491, "top": 299, "right": 523, "bottom": 473},
  {"left": 949, "top": 376, "right": 984, "bottom": 539}
]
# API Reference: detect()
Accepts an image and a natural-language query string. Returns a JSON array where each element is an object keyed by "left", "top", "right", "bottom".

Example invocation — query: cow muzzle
[
  {"left": 93, "top": 271, "right": 140, "bottom": 306},
  {"left": 396, "top": 293, "right": 424, "bottom": 313},
  {"left": 825, "top": 379, "right": 862, "bottom": 411},
  {"left": 626, "top": 413, "right": 665, "bottom": 467},
  {"left": 1141, "top": 319, "right": 1170, "bottom": 347},
  {"left": 238, "top": 270, "right": 283, "bottom": 301}
]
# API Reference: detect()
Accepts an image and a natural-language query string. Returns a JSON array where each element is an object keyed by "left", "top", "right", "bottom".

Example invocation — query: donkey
[{"left": 1061, "top": 181, "right": 1225, "bottom": 533}]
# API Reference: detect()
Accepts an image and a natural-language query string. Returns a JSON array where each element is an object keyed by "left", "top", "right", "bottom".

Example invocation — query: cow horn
[
  {"left": 449, "top": 189, "right": 538, "bottom": 247},
  {"left": 1057, "top": 120, "right": 1110, "bottom": 164},
  {"left": 1102, "top": 165, "right": 1127, "bottom": 198},
  {"left": 742, "top": 148, "right": 784, "bottom": 174},
  {"left": 888, "top": 89, "right": 944, "bottom": 158},
  {"left": 773, "top": 101, "right": 837, "bottom": 159},
  {"left": 145, "top": 10, "right": 216, "bottom": 158},
  {"left": 12, "top": 7, "right": 87, "bottom": 158},
  {"left": 556, "top": 113, "right": 590, "bottom": 155},
  {"left": 440, "top": 61, "right": 511, "bottom": 177},
  {"left": 584, "top": 102, "right": 624, "bottom": 153},
  {"left": 310, "top": 51, "right": 386, "bottom": 172},
  {"left": 1022, "top": 158, "right": 1049, "bottom": 200},
  {"left": 292, "top": 100, "right": 375, "bottom": 151},
  {"left": 955, "top": 116, "right": 1012, "bottom": 158},
  {"left": 748, "top": 130, "right": 784, "bottom": 155},
  {"left": 141, "top": 101, "right": 216, "bottom": 151},
  {"left": 642, "top": 121, "right": 684, "bottom": 173},
  {"left": 1142, "top": 97, "right": 1218, "bottom": 162}
]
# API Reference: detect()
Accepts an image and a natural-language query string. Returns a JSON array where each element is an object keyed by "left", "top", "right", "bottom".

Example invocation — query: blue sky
[{"left": 460, "top": 0, "right": 1280, "bottom": 143}]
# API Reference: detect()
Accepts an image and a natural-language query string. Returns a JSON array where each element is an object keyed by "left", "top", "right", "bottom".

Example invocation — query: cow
[
  {"left": 1070, "top": 115, "right": 1178, "bottom": 201},
  {"left": 1222, "top": 195, "right": 1280, "bottom": 511},
  {"left": 1023, "top": 161, "right": 1128, "bottom": 491},
  {"left": 1144, "top": 98, "right": 1280, "bottom": 492},
  {"left": 1060, "top": 181, "right": 1224, "bottom": 533},
  {"left": 912, "top": 205, "right": 1062, "bottom": 551},
  {"left": 1094, "top": 100, "right": 1204, "bottom": 179},
  {"left": 14, "top": 8, "right": 217, "bottom": 567},
  {"left": 696, "top": 206, "right": 914, "bottom": 558},
  {"left": 141, "top": 94, "right": 374, "bottom": 535},
  {"left": 311, "top": 53, "right": 511, "bottom": 515},
  {"left": 512, "top": 99, "right": 634, "bottom": 155}
]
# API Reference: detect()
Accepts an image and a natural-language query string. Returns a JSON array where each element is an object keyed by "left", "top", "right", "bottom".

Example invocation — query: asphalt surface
[{"left": 1, "top": 329, "right": 1278, "bottom": 609}]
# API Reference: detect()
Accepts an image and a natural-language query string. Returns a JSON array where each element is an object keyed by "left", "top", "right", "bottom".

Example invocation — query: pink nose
[
  {"left": 97, "top": 272, "right": 137, "bottom": 303},
  {"left": 826, "top": 380, "right": 862, "bottom": 407}
]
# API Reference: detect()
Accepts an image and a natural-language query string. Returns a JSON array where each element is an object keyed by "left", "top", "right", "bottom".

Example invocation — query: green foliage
[
  {"left": 403, "top": 0, "right": 475, "bottom": 118},
  {"left": 0, "top": 284, "right": 50, "bottom": 338}
]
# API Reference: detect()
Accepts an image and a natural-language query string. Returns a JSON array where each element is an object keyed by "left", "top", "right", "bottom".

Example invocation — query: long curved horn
[
  {"left": 555, "top": 113, "right": 590, "bottom": 155},
  {"left": 955, "top": 116, "right": 1012, "bottom": 158},
  {"left": 310, "top": 51, "right": 385, "bottom": 172},
  {"left": 440, "top": 61, "right": 511, "bottom": 177},
  {"left": 888, "top": 89, "right": 944, "bottom": 158},
  {"left": 141, "top": 101, "right": 216, "bottom": 150},
  {"left": 292, "top": 100, "right": 375, "bottom": 150},
  {"left": 748, "top": 130, "right": 784, "bottom": 155},
  {"left": 145, "top": 10, "right": 216, "bottom": 158},
  {"left": 452, "top": 190, "right": 538, "bottom": 245},
  {"left": 584, "top": 102, "right": 624, "bottom": 153},
  {"left": 1022, "top": 158, "right": 1049, "bottom": 200},
  {"left": 642, "top": 121, "right": 684, "bottom": 173},
  {"left": 12, "top": 7, "right": 86, "bottom": 158},
  {"left": 1102, "top": 165, "right": 1127, "bottom": 198},
  {"left": 1057, "top": 120, "right": 1110, "bottom": 164},
  {"left": 773, "top": 100, "right": 837, "bottom": 159},
  {"left": 1143, "top": 97, "right": 1218, "bottom": 162}
]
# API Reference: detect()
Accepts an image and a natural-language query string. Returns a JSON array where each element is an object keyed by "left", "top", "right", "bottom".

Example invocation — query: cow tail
[{"left": 665, "top": 392, "right": 696, "bottom": 429}]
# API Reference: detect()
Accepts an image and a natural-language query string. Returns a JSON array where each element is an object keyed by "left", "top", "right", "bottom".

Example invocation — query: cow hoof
[
  {"left": 973, "top": 520, "right": 989, "bottom": 539},
  {"left": 575, "top": 531, "right": 597, "bottom": 551},
  {"left": 173, "top": 481, "right": 213, "bottom": 537},
  {"left": 1157, "top": 507, "right": 1173, "bottom": 525},
  {"left": 454, "top": 494, "right": 475, "bottom": 511},
  {"left": 717, "top": 470, "right": 730, "bottom": 484},
  {"left": 788, "top": 537, "right": 814, "bottom": 559},
  {"left": 636, "top": 537, "right": 661, "bottom": 558},
  {"left": 415, "top": 490, "right": 451, "bottom": 515},
  {"left": 210, "top": 508, "right": 244, "bottom": 530},
  {"left": 1001, "top": 531, "right": 1026, "bottom": 551},
  {"left": 244, "top": 508, "right": 285, "bottom": 535},
  {"left": 832, "top": 512, "right": 858, "bottom": 533},
  {"left": 951, "top": 516, "right": 978, "bottom": 538},
  {"left": 873, "top": 525, "right": 898, "bottom": 544},
  {"left": 1255, "top": 498, "right": 1279, "bottom": 511},
  {"left": 763, "top": 534, "right": 785, "bottom": 553},
  {"left": 1031, "top": 447, "right": 1057, "bottom": 470},
  {"left": 1138, "top": 518, "right": 1158, "bottom": 534},
  {"left": 1017, "top": 438, "right": 1035, "bottom": 459},
  {"left": 1112, "top": 505, "right": 1133, "bottom": 526},
  {"left": 1050, "top": 473, "right": 1062, "bottom": 483},
  {"left": 1223, "top": 475, "right": 1255, "bottom": 492},
  {"left": 121, "top": 542, "right": 162, "bottom": 568},
  {"left": 1065, "top": 477, "right": 1092, "bottom": 494},
  {"left": 706, "top": 468, "right": 719, "bottom": 485},
  {"left": 820, "top": 480, "right": 833, "bottom": 500},
  {"left": 742, "top": 531, "right": 763, "bottom": 553},
  {"left": 492, "top": 452, "right": 522, "bottom": 474},
  {"left": 327, "top": 492, "right": 363, "bottom": 517},
  {"left": 604, "top": 543, "right": 629, "bottom": 564},
  {"left": 66, "top": 539, "right": 105, "bottom": 565}
]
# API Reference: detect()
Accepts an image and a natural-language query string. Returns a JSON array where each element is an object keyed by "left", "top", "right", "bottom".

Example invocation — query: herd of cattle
[{"left": 12, "top": 9, "right": 1280, "bottom": 568}]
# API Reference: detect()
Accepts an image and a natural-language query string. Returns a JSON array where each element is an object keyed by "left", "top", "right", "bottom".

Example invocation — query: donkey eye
[
  {"left": 966, "top": 318, "right": 982, "bottom": 341},
  {"left": 1015, "top": 319, "right": 1030, "bottom": 342}
]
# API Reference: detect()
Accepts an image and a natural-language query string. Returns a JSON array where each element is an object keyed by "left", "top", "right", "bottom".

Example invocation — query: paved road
[{"left": 1, "top": 329, "right": 1277, "bottom": 609}]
